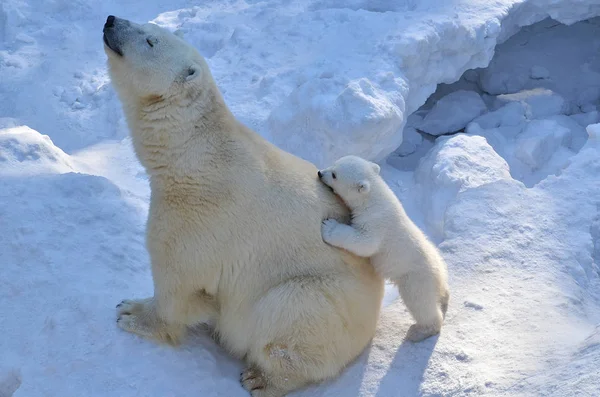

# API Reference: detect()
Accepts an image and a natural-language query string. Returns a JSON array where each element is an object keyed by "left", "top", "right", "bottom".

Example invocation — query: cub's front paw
[{"left": 321, "top": 218, "right": 340, "bottom": 244}]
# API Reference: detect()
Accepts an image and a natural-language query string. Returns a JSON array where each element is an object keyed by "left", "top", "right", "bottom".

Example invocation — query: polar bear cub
[{"left": 318, "top": 155, "right": 450, "bottom": 342}]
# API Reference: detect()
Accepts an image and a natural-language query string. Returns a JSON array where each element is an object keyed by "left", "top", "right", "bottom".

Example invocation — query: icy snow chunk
[
  {"left": 587, "top": 123, "right": 600, "bottom": 140},
  {"left": 469, "top": 101, "right": 526, "bottom": 130},
  {"left": 546, "top": 114, "right": 589, "bottom": 152},
  {"left": 571, "top": 111, "right": 600, "bottom": 128},
  {"left": 530, "top": 66, "right": 550, "bottom": 80},
  {"left": 515, "top": 119, "right": 571, "bottom": 169},
  {"left": 395, "top": 127, "right": 423, "bottom": 156},
  {"left": 415, "top": 134, "right": 512, "bottom": 238},
  {"left": 0, "top": 125, "right": 73, "bottom": 175},
  {"left": 268, "top": 76, "right": 407, "bottom": 167},
  {"left": 494, "top": 88, "right": 568, "bottom": 120},
  {"left": 479, "top": 69, "right": 528, "bottom": 96},
  {"left": 418, "top": 90, "right": 487, "bottom": 136}
]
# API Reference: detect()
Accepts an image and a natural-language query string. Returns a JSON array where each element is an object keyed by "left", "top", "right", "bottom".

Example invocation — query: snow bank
[
  {"left": 3, "top": 0, "right": 600, "bottom": 165},
  {"left": 263, "top": 0, "right": 600, "bottom": 166},
  {"left": 0, "top": 124, "right": 74, "bottom": 175}
]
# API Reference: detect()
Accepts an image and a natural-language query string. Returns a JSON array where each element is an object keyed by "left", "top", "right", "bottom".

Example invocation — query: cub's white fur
[
  {"left": 318, "top": 155, "right": 450, "bottom": 342},
  {"left": 103, "top": 16, "right": 384, "bottom": 397}
]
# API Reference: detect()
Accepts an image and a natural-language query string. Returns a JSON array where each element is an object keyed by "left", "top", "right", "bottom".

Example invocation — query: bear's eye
[
  {"left": 146, "top": 37, "right": 156, "bottom": 47},
  {"left": 332, "top": 172, "right": 337, "bottom": 179}
]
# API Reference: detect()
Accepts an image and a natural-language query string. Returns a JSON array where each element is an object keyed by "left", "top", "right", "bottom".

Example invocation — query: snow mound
[
  {"left": 267, "top": 76, "right": 407, "bottom": 167},
  {"left": 415, "top": 134, "right": 512, "bottom": 239},
  {"left": 0, "top": 125, "right": 74, "bottom": 175},
  {"left": 438, "top": 130, "right": 600, "bottom": 393},
  {"left": 418, "top": 90, "right": 488, "bottom": 136}
]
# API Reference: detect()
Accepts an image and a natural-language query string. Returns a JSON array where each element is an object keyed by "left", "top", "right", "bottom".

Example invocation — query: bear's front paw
[
  {"left": 321, "top": 218, "right": 340, "bottom": 244},
  {"left": 116, "top": 298, "right": 153, "bottom": 336},
  {"left": 115, "top": 298, "right": 184, "bottom": 345}
]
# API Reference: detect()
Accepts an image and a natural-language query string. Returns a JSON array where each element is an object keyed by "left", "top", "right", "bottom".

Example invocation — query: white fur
[
  {"left": 319, "top": 155, "right": 450, "bottom": 342},
  {"left": 103, "top": 16, "right": 385, "bottom": 397}
]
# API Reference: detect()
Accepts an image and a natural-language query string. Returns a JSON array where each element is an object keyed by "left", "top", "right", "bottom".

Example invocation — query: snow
[
  {"left": 414, "top": 134, "right": 513, "bottom": 240},
  {"left": 418, "top": 90, "right": 488, "bottom": 136},
  {"left": 2, "top": 0, "right": 600, "bottom": 396},
  {"left": 514, "top": 119, "right": 572, "bottom": 168},
  {"left": 494, "top": 88, "right": 569, "bottom": 120},
  {"left": 0, "top": 125, "right": 74, "bottom": 176}
]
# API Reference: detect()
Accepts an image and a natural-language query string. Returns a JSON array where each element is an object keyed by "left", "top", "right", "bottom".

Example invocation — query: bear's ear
[
  {"left": 371, "top": 162, "right": 380, "bottom": 175},
  {"left": 357, "top": 180, "right": 370, "bottom": 194},
  {"left": 185, "top": 65, "right": 201, "bottom": 82},
  {"left": 173, "top": 29, "right": 185, "bottom": 38}
]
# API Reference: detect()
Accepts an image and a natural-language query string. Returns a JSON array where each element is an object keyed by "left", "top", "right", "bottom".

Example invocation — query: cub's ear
[
  {"left": 357, "top": 180, "right": 370, "bottom": 194},
  {"left": 371, "top": 162, "right": 380, "bottom": 175},
  {"left": 185, "top": 65, "right": 201, "bottom": 82}
]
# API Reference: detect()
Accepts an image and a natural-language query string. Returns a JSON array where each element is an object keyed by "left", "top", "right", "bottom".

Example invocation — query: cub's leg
[
  {"left": 116, "top": 288, "right": 218, "bottom": 345},
  {"left": 321, "top": 219, "right": 380, "bottom": 257},
  {"left": 396, "top": 271, "right": 444, "bottom": 342}
]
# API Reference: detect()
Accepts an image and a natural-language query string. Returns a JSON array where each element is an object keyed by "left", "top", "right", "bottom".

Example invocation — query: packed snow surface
[{"left": 2, "top": 0, "right": 600, "bottom": 396}]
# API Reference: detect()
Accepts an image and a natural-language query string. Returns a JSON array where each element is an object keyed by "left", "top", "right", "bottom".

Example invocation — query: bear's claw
[{"left": 241, "top": 367, "right": 267, "bottom": 392}]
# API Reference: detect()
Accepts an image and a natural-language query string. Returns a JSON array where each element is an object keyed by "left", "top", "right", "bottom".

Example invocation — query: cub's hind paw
[{"left": 406, "top": 323, "right": 440, "bottom": 342}]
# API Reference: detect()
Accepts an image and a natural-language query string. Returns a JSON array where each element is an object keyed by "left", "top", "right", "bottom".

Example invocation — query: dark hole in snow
[{"left": 387, "top": 17, "right": 600, "bottom": 188}]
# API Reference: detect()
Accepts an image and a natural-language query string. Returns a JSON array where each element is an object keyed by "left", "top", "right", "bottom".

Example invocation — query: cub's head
[
  {"left": 318, "top": 155, "right": 381, "bottom": 205},
  {"left": 102, "top": 15, "right": 210, "bottom": 104}
]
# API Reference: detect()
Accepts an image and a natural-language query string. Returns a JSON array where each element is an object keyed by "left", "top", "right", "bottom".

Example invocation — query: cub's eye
[
  {"left": 146, "top": 37, "right": 157, "bottom": 47},
  {"left": 332, "top": 173, "right": 337, "bottom": 179}
]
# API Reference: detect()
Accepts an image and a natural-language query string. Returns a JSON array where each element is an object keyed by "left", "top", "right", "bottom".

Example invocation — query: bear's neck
[{"left": 125, "top": 86, "right": 241, "bottom": 182}]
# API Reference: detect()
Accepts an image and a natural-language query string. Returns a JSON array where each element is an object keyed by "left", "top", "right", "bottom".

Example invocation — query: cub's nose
[
  {"left": 317, "top": 171, "right": 323, "bottom": 179},
  {"left": 105, "top": 15, "right": 116, "bottom": 29}
]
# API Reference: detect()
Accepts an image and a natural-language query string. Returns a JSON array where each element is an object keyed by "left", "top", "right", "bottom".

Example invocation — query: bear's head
[
  {"left": 317, "top": 155, "right": 381, "bottom": 206},
  {"left": 102, "top": 15, "right": 211, "bottom": 106}
]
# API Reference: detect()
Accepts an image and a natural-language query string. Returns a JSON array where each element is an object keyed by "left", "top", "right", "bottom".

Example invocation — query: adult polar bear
[{"left": 103, "top": 16, "right": 385, "bottom": 397}]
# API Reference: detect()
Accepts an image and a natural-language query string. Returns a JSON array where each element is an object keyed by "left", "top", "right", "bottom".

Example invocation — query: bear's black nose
[
  {"left": 317, "top": 171, "right": 323, "bottom": 178},
  {"left": 105, "top": 15, "right": 115, "bottom": 29}
]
